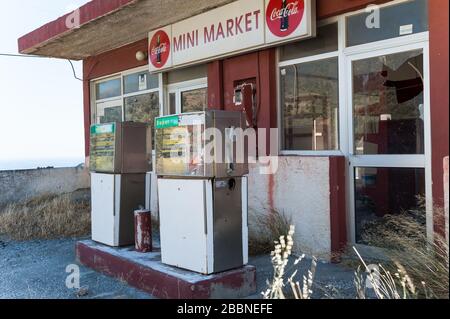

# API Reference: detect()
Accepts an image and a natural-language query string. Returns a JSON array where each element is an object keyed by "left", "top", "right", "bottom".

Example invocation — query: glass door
[{"left": 346, "top": 42, "right": 431, "bottom": 247}]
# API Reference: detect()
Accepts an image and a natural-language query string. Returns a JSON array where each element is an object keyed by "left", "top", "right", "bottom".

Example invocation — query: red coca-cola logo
[
  {"left": 149, "top": 30, "right": 170, "bottom": 68},
  {"left": 266, "top": 0, "right": 305, "bottom": 37}
]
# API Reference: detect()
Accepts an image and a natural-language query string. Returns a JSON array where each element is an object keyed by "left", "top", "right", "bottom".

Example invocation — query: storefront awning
[{"left": 18, "top": 0, "right": 234, "bottom": 60}]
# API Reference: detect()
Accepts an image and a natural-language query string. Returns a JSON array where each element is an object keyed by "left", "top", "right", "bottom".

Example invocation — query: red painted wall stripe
[
  {"left": 329, "top": 156, "right": 347, "bottom": 261},
  {"left": 18, "top": 0, "right": 137, "bottom": 54}
]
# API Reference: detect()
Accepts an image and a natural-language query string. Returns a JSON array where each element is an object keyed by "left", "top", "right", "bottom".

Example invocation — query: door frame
[{"left": 343, "top": 34, "right": 433, "bottom": 245}]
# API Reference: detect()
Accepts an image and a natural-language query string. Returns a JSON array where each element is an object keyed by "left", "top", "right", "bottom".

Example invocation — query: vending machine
[
  {"left": 155, "top": 110, "right": 249, "bottom": 274},
  {"left": 90, "top": 122, "right": 152, "bottom": 247}
]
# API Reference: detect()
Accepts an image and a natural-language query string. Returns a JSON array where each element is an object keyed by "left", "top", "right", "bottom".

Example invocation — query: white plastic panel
[
  {"left": 158, "top": 178, "right": 209, "bottom": 274},
  {"left": 91, "top": 173, "right": 116, "bottom": 246}
]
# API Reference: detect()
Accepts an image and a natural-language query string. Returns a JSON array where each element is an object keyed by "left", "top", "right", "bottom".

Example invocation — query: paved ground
[{"left": 0, "top": 237, "right": 357, "bottom": 299}]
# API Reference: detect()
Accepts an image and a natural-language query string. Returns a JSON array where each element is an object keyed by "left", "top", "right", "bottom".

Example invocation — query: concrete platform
[{"left": 76, "top": 240, "right": 257, "bottom": 299}]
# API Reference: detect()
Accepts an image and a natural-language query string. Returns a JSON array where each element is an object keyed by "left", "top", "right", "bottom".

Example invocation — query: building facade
[{"left": 19, "top": 0, "right": 449, "bottom": 258}]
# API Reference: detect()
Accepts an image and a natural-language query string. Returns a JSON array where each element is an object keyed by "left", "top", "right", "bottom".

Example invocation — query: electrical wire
[
  {"left": 67, "top": 59, "right": 83, "bottom": 81},
  {"left": 0, "top": 53, "right": 83, "bottom": 81},
  {"left": 0, "top": 53, "right": 48, "bottom": 58}
]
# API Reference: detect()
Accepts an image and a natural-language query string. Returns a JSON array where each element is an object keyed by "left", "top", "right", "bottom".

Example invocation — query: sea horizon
[{"left": 0, "top": 157, "right": 85, "bottom": 171}]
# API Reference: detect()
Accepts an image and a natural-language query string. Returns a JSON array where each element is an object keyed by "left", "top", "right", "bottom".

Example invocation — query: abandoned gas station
[{"left": 18, "top": 0, "right": 449, "bottom": 298}]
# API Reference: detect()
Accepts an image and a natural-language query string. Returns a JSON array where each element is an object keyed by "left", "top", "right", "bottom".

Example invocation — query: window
[
  {"left": 95, "top": 78, "right": 121, "bottom": 100},
  {"left": 280, "top": 58, "right": 339, "bottom": 151},
  {"left": 279, "top": 23, "right": 338, "bottom": 62},
  {"left": 91, "top": 68, "right": 162, "bottom": 149},
  {"left": 346, "top": 0, "right": 429, "bottom": 47},
  {"left": 279, "top": 23, "right": 339, "bottom": 152},
  {"left": 166, "top": 79, "right": 208, "bottom": 115},
  {"left": 124, "top": 92, "right": 160, "bottom": 149},
  {"left": 96, "top": 100, "right": 122, "bottom": 124},
  {"left": 181, "top": 87, "right": 208, "bottom": 113},
  {"left": 124, "top": 71, "right": 159, "bottom": 94}
]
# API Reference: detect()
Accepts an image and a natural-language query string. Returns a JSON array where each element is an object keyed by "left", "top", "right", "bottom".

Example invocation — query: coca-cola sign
[
  {"left": 149, "top": 29, "right": 171, "bottom": 69},
  {"left": 266, "top": 0, "right": 305, "bottom": 37},
  {"left": 148, "top": 0, "right": 315, "bottom": 73}
]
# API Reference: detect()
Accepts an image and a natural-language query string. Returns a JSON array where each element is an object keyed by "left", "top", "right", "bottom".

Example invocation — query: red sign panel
[
  {"left": 266, "top": 0, "right": 305, "bottom": 37},
  {"left": 149, "top": 30, "right": 171, "bottom": 68}
]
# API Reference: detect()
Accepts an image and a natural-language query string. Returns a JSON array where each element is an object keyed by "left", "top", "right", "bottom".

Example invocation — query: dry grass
[
  {"left": 0, "top": 193, "right": 91, "bottom": 241},
  {"left": 353, "top": 247, "right": 425, "bottom": 299},
  {"left": 248, "top": 209, "right": 292, "bottom": 256},
  {"left": 359, "top": 200, "right": 449, "bottom": 299},
  {"left": 263, "top": 217, "right": 448, "bottom": 299}
]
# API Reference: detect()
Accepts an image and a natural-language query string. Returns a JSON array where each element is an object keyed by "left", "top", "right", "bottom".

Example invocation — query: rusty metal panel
[{"left": 134, "top": 209, "right": 153, "bottom": 253}]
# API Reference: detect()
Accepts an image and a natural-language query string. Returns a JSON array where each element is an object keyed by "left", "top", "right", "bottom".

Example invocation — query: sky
[{"left": 0, "top": 0, "right": 91, "bottom": 170}]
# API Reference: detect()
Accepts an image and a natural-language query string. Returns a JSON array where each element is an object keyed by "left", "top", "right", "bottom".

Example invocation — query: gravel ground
[{"left": 0, "top": 237, "right": 357, "bottom": 299}]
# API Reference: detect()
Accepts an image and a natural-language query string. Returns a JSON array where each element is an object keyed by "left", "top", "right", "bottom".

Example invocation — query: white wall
[{"left": 248, "top": 157, "right": 332, "bottom": 259}]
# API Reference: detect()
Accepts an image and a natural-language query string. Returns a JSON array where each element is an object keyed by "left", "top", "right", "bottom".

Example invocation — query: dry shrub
[
  {"left": 263, "top": 226, "right": 317, "bottom": 300},
  {"left": 360, "top": 199, "right": 449, "bottom": 299},
  {"left": 0, "top": 193, "right": 91, "bottom": 240},
  {"left": 248, "top": 209, "right": 292, "bottom": 256}
]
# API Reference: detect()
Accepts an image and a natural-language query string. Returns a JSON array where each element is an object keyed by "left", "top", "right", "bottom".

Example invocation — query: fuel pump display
[
  {"left": 155, "top": 115, "right": 205, "bottom": 177},
  {"left": 90, "top": 123, "right": 116, "bottom": 173}
]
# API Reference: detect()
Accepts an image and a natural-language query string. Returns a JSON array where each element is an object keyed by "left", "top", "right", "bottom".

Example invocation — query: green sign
[
  {"left": 91, "top": 123, "right": 116, "bottom": 135},
  {"left": 156, "top": 116, "right": 179, "bottom": 129}
]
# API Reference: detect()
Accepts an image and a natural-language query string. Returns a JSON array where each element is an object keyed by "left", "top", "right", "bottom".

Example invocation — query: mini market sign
[{"left": 148, "top": 0, "right": 316, "bottom": 73}]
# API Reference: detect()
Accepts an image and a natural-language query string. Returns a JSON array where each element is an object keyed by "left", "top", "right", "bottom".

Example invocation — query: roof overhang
[{"left": 18, "top": 0, "right": 234, "bottom": 60}]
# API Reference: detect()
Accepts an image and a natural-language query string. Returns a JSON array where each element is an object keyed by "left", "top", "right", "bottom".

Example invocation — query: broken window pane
[{"left": 353, "top": 50, "right": 424, "bottom": 155}]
